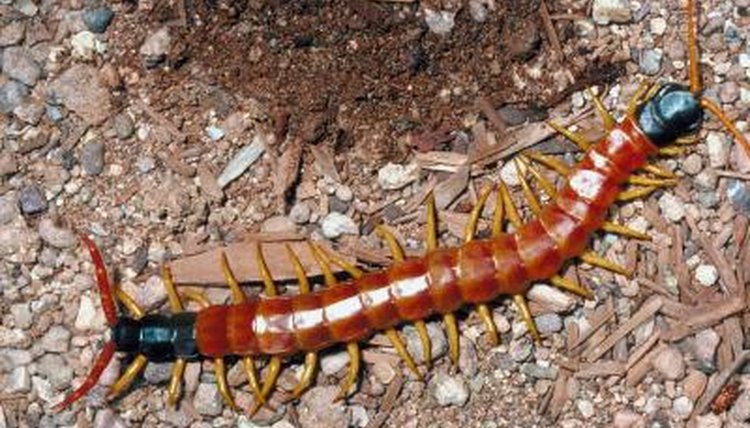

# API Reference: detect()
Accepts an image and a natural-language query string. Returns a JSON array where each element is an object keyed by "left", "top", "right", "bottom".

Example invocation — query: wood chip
[
  {"left": 434, "top": 165, "right": 470, "bottom": 210},
  {"left": 626, "top": 343, "right": 666, "bottom": 387},
  {"left": 585, "top": 296, "right": 663, "bottom": 362},
  {"left": 625, "top": 330, "right": 660, "bottom": 370},
  {"left": 309, "top": 144, "right": 340, "bottom": 182},
  {"left": 170, "top": 240, "right": 352, "bottom": 285},
  {"left": 544, "top": 368, "right": 571, "bottom": 420},
  {"left": 275, "top": 137, "right": 303, "bottom": 200},
  {"left": 574, "top": 360, "right": 625, "bottom": 378}
]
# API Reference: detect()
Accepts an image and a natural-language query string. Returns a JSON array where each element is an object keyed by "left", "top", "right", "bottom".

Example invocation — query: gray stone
[
  {"left": 321, "top": 212, "right": 358, "bottom": 239},
  {"left": 673, "top": 396, "right": 693, "bottom": 420},
  {"left": 404, "top": 322, "right": 447, "bottom": 364},
  {"left": 639, "top": 49, "right": 663, "bottom": 76},
  {"left": 577, "top": 399, "right": 595, "bottom": 419},
  {"left": 193, "top": 382, "right": 222, "bottom": 416},
  {"left": 144, "top": 362, "right": 173, "bottom": 384},
  {"left": 424, "top": 9, "right": 456, "bottom": 36},
  {"left": 2, "top": 47, "right": 41, "bottom": 86},
  {"left": 377, "top": 162, "right": 418, "bottom": 190},
  {"left": 13, "top": 101, "right": 44, "bottom": 125},
  {"left": 83, "top": 7, "right": 114, "bottom": 34},
  {"left": 0, "top": 349, "right": 32, "bottom": 372},
  {"left": 38, "top": 218, "right": 77, "bottom": 248},
  {"left": 613, "top": 410, "right": 644, "bottom": 428},
  {"left": 592, "top": 0, "right": 631, "bottom": 25},
  {"left": 48, "top": 64, "right": 112, "bottom": 126},
  {"left": 534, "top": 313, "right": 563, "bottom": 334},
  {"left": 81, "top": 140, "right": 105, "bottom": 175},
  {"left": 0, "top": 80, "right": 29, "bottom": 114},
  {"left": 510, "top": 338, "right": 533, "bottom": 362},
  {"left": 431, "top": 373, "right": 469, "bottom": 407},
  {"left": 19, "top": 184, "right": 47, "bottom": 215},
  {"left": 720, "top": 81, "right": 740, "bottom": 104},
  {"left": 261, "top": 215, "right": 296, "bottom": 233},
  {"left": 140, "top": 27, "right": 171, "bottom": 68},
  {"left": 40, "top": 326, "right": 71, "bottom": 353},
  {"left": 653, "top": 347, "right": 685, "bottom": 380},
  {"left": 458, "top": 339, "right": 478, "bottom": 377},
  {"left": 74, "top": 295, "right": 104, "bottom": 331},
  {"left": 0, "top": 154, "right": 17, "bottom": 177},
  {"left": 4, "top": 366, "right": 30, "bottom": 393},
  {"left": 320, "top": 350, "right": 349, "bottom": 375},
  {"left": 730, "top": 390, "right": 750, "bottom": 423},
  {"left": 692, "top": 329, "right": 720, "bottom": 371},
  {"left": 36, "top": 354, "right": 73, "bottom": 389},
  {"left": 706, "top": 131, "right": 729, "bottom": 168},
  {"left": 136, "top": 155, "right": 156, "bottom": 173},
  {"left": 46, "top": 105, "right": 64, "bottom": 122},
  {"left": 113, "top": 112, "right": 135, "bottom": 139},
  {"left": 93, "top": 408, "right": 128, "bottom": 428},
  {"left": 14, "top": 0, "right": 38, "bottom": 16},
  {"left": 0, "top": 196, "right": 18, "bottom": 225},
  {"left": 682, "top": 153, "right": 703, "bottom": 175},
  {"left": 0, "top": 21, "right": 25, "bottom": 47},
  {"left": 521, "top": 363, "right": 558, "bottom": 379},
  {"left": 728, "top": 180, "right": 750, "bottom": 215},
  {"left": 10, "top": 303, "right": 32, "bottom": 329},
  {"left": 298, "top": 386, "right": 350, "bottom": 428},
  {"left": 289, "top": 202, "right": 311, "bottom": 224},
  {"left": 658, "top": 193, "right": 685, "bottom": 223}
]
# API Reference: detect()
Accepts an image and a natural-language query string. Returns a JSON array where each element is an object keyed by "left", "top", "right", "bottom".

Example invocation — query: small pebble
[
  {"left": 83, "top": 6, "right": 114, "bottom": 34},
  {"left": 640, "top": 49, "right": 663, "bottom": 75},
  {"left": 0, "top": 20, "right": 25, "bottom": 47},
  {"left": 695, "top": 264, "right": 719, "bottom": 287},
  {"left": 335, "top": 185, "right": 353, "bottom": 202},
  {"left": 613, "top": 410, "right": 644, "bottom": 428},
  {"left": 692, "top": 329, "right": 720, "bottom": 371},
  {"left": 320, "top": 351, "right": 349, "bottom": 375},
  {"left": 682, "top": 370, "right": 708, "bottom": 401},
  {"left": 695, "top": 413, "right": 722, "bottom": 428},
  {"left": 321, "top": 212, "right": 358, "bottom": 239},
  {"left": 0, "top": 80, "right": 29, "bottom": 114},
  {"left": 144, "top": 362, "right": 172, "bottom": 384},
  {"left": 534, "top": 313, "right": 562, "bottom": 334},
  {"left": 11, "top": 303, "right": 32, "bottom": 329},
  {"left": 592, "top": 0, "right": 631, "bottom": 25},
  {"left": 577, "top": 399, "right": 595, "bottom": 419},
  {"left": 372, "top": 362, "right": 396, "bottom": 384},
  {"left": 193, "top": 383, "right": 222, "bottom": 416},
  {"left": 261, "top": 215, "right": 296, "bottom": 233},
  {"left": 0, "top": 196, "right": 18, "bottom": 224},
  {"left": 2, "top": 47, "right": 41, "bottom": 86},
  {"left": 38, "top": 218, "right": 77, "bottom": 248},
  {"left": 424, "top": 9, "right": 456, "bottom": 36},
  {"left": 113, "top": 113, "right": 135, "bottom": 139},
  {"left": 217, "top": 135, "right": 266, "bottom": 189},
  {"left": 298, "top": 386, "right": 350, "bottom": 428},
  {"left": 289, "top": 203, "right": 311, "bottom": 224},
  {"left": 706, "top": 132, "right": 729, "bottom": 168},
  {"left": 377, "top": 162, "right": 418, "bottom": 190},
  {"left": 19, "top": 184, "right": 47, "bottom": 215},
  {"left": 728, "top": 180, "right": 750, "bottom": 215},
  {"left": 653, "top": 347, "right": 685, "bottom": 380},
  {"left": 431, "top": 373, "right": 469, "bottom": 407},
  {"left": 81, "top": 140, "right": 105, "bottom": 175},
  {"left": 682, "top": 153, "right": 703, "bottom": 175},
  {"left": 509, "top": 338, "right": 533, "bottom": 362},
  {"left": 140, "top": 27, "right": 171, "bottom": 67},
  {"left": 40, "top": 326, "right": 71, "bottom": 353},
  {"left": 650, "top": 17, "right": 667, "bottom": 36},
  {"left": 658, "top": 193, "right": 685, "bottom": 223},
  {"left": 673, "top": 396, "right": 693, "bottom": 420},
  {"left": 13, "top": 102, "right": 44, "bottom": 125},
  {"left": 729, "top": 390, "right": 750, "bottom": 422},
  {"left": 74, "top": 295, "right": 104, "bottom": 331},
  {"left": 93, "top": 409, "right": 127, "bottom": 428},
  {"left": 136, "top": 155, "right": 156, "bottom": 173},
  {"left": 720, "top": 81, "right": 740, "bottom": 104},
  {"left": 205, "top": 125, "right": 225, "bottom": 141},
  {"left": 5, "top": 366, "right": 30, "bottom": 393}
]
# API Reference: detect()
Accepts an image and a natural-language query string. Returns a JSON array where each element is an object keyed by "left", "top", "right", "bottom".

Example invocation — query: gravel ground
[{"left": 1, "top": 0, "right": 749, "bottom": 427}]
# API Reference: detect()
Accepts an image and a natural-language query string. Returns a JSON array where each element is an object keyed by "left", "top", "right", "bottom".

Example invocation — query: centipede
[{"left": 56, "top": 0, "right": 750, "bottom": 420}]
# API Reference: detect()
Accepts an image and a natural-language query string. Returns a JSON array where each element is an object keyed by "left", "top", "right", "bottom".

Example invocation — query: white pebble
[
  {"left": 377, "top": 162, "right": 418, "bottom": 190},
  {"left": 658, "top": 193, "right": 685, "bottom": 223},
  {"left": 650, "top": 17, "right": 667, "bottom": 36},
  {"left": 321, "top": 213, "right": 358, "bottom": 239},
  {"left": 695, "top": 264, "right": 719, "bottom": 287},
  {"left": 217, "top": 134, "right": 266, "bottom": 188},
  {"left": 577, "top": 399, "right": 595, "bottom": 419},
  {"left": 706, "top": 131, "right": 729, "bottom": 168}
]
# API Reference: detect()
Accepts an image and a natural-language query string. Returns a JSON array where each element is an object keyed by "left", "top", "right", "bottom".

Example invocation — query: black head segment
[{"left": 637, "top": 83, "right": 703, "bottom": 146}]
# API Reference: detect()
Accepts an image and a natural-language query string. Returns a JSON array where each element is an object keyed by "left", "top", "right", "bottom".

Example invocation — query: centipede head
[
  {"left": 637, "top": 83, "right": 703, "bottom": 146},
  {"left": 53, "top": 235, "right": 120, "bottom": 411}
]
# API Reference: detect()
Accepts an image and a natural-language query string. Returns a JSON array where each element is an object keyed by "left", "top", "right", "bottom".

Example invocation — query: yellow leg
[
  {"left": 600, "top": 222, "right": 651, "bottom": 241},
  {"left": 337, "top": 342, "right": 361, "bottom": 400},
  {"left": 256, "top": 243, "right": 278, "bottom": 297},
  {"left": 220, "top": 252, "right": 246, "bottom": 303},
  {"left": 525, "top": 150, "right": 571, "bottom": 176},
  {"left": 250, "top": 357, "right": 282, "bottom": 415},
  {"left": 676, "top": 135, "right": 700, "bottom": 145},
  {"left": 292, "top": 352, "right": 318, "bottom": 399},
  {"left": 308, "top": 240, "right": 337, "bottom": 286},
  {"left": 550, "top": 275, "right": 592, "bottom": 299},
  {"left": 513, "top": 295, "right": 540, "bottom": 341},
  {"left": 640, "top": 163, "right": 676, "bottom": 179},
  {"left": 215, "top": 358, "right": 238, "bottom": 410},
  {"left": 587, "top": 87, "right": 615, "bottom": 130},
  {"left": 385, "top": 328, "right": 422, "bottom": 379},
  {"left": 167, "top": 358, "right": 186, "bottom": 406},
  {"left": 547, "top": 121, "right": 590, "bottom": 151},
  {"left": 491, "top": 186, "right": 505, "bottom": 237},
  {"left": 444, "top": 313, "right": 460, "bottom": 364},
  {"left": 463, "top": 184, "right": 493, "bottom": 244},
  {"left": 520, "top": 155, "right": 557, "bottom": 199},
  {"left": 162, "top": 265, "right": 184, "bottom": 312},
  {"left": 580, "top": 250, "right": 631, "bottom": 277},
  {"left": 628, "top": 175, "right": 678, "bottom": 188},
  {"left": 626, "top": 80, "right": 655, "bottom": 117},
  {"left": 376, "top": 225, "right": 405, "bottom": 262},
  {"left": 618, "top": 186, "right": 657, "bottom": 202},
  {"left": 414, "top": 320, "right": 432, "bottom": 368},
  {"left": 500, "top": 182, "right": 523, "bottom": 227},
  {"left": 314, "top": 244, "right": 364, "bottom": 279},
  {"left": 242, "top": 357, "right": 265, "bottom": 406},
  {"left": 285, "top": 244, "right": 319, "bottom": 399},
  {"left": 659, "top": 146, "right": 687, "bottom": 157},
  {"left": 477, "top": 304, "right": 499, "bottom": 346},
  {"left": 515, "top": 158, "right": 542, "bottom": 215},
  {"left": 115, "top": 287, "right": 144, "bottom": 319},
  {"left": 254, "top": 244, "right": 283, "bottom": 407},
  {"left": 107, "top": 354, "right": 148, "bottom": 399}
]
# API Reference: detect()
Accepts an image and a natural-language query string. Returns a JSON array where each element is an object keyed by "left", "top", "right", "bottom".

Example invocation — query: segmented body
[{"left": 196, "top": 118, "right": 655, "bottom": 358}]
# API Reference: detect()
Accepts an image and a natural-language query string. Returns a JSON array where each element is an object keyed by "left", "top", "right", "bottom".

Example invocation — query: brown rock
[{"left": 48, "top": 64, "right": 112, "bottom": 125}]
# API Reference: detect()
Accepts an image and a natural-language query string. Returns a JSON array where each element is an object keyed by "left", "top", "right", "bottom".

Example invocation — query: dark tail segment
[{"left": 53, "top": 235, "right": 118, "bottom": 411}]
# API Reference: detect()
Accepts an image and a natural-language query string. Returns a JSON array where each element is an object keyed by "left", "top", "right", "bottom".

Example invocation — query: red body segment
[{"left": 194, "top": 117, "right": 659, "bottom": 357}]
